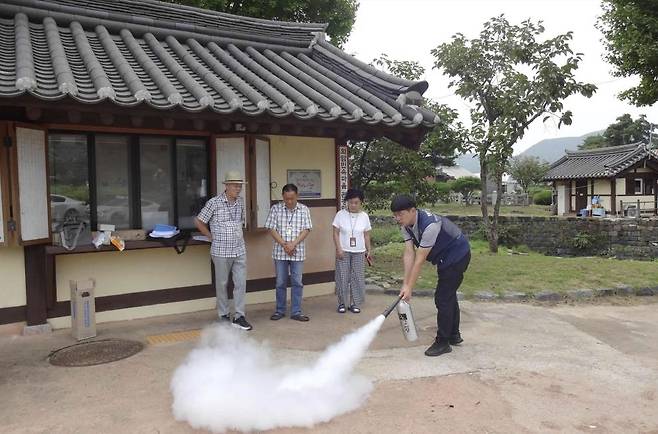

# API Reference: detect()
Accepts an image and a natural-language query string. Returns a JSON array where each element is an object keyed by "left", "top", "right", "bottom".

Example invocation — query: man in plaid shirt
[
  {"left": 195, "top": 170, "right": 252, "bottom": 331},
  {"left": 265, "top": 184, "right": 313, "bottom": 322}
]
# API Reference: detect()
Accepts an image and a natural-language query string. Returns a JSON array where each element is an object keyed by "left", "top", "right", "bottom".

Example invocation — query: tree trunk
[
  {"left": 478, "top": 153, "right": 491, "bottom": 248},
  {"left": 489, "top": 170, "right": 504, "bottom": 253}
]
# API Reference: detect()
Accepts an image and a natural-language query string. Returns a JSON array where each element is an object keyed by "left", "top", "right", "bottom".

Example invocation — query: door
[{"left": 575, "top": 179, "right": 588, "bottom": 213}]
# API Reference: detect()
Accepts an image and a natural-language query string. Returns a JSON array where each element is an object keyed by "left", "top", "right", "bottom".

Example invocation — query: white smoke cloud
[{"left": 171, "top": 315, "right": 385, "bottom": 433}]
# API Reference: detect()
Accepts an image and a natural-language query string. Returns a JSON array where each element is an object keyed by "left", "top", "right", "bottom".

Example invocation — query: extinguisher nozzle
[{"left": 382, "top": 295, "right": 402, "bottom": 318}]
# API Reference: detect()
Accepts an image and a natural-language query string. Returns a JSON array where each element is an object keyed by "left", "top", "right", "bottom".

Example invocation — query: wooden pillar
[
  {"left": 24, "top": 244, "right": 49, "bottom": 326},
  {"left": 610, "top": 178, "right": 616, "bottom": 215}
]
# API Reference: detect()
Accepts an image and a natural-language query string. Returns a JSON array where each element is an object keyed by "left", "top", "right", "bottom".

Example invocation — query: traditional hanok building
[
  {"left": 544, "top": 143, "right": 658, "bottom": 216},
  {"left": 0, "top": 0, "right": 439, "bottom": 332}
]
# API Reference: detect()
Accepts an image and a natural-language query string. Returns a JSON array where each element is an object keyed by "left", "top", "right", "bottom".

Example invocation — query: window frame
[
  {"left": 48, "top": 130, "right": 210, "bottom": 232},
  {"left": 211, "top": 134, "right": 271, "bottom": 231}
]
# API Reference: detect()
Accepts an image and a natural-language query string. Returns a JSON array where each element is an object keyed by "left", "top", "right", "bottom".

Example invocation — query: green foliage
[
  {"left": 350, "top": 55, "right": 465, "bottom": 204},
  {"left": 362, "top": 181, "right": 400, "bottom": 212},
  {"left": 369, "top": 223, "right": 403, "bottom": 247},
  {"left": 165, "top": 0, "right": 358, "bottom": 46},
  {"left": 434, "top": 181, "right": 453, "bottom": 203},
  {"left": 579, "top": 134, "right": 607, "bottom": 150},
  {"left": 532, "top": 190, "right": 552, "bottom": 205},
  {"left": 599, "top": 0, "right": 658, "bottom": 106},
  {"left": 431, "top": 15, "right": 596, "bottom": 252},
  {"left": 579, "top": 114, "right": 652, "bottom": 150},
  {"left": 569, "top": 231, "right": 601, "bottom": 251},
  {"left": 50, "top": 184, "right": 88, "bottom": 202},
  {"left": 508, "top": 156, "right": 550, "bottom": 192},
  {"left": 450, "top": 176, "right": 481, "bottom": 204}
]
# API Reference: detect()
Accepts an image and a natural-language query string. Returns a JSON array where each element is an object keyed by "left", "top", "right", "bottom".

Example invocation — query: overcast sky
[{"left": 343, "top": 0, "right": 658, "bottom": 154}]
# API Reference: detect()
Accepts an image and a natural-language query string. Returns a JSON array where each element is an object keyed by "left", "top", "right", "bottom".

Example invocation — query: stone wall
[{"left": 371, "top": 215, "right": 658, "bottom": 259}]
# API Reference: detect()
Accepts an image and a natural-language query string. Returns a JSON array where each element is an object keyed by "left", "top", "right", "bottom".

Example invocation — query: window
[
  {"left": 634, "top": 178, "right": 643, "bottom": 195},
  {"left": 48, "top": 133, "right": 208, "bottom": 232},
  {"left": 177, "top": 139, "right": 208, "bottom": 229},
  {"left": 48, "top": 133, "right": 90, "bottom": 231},
  {"left": 213, "top": 136, "right": 270, "bottom": 229},
  {"left": 140, "top": 136, "right": 173, "bottom": 230},
  {"left": 96, "top": 134, "right": 131, "bottom": 229},
  {"left": 644, "top": 178, "right": 655, "bottom": 195}
]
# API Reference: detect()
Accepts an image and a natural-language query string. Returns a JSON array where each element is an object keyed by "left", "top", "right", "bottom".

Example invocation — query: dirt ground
[{"left": 1, "top": 294, "right": 657, "bottom": 434}]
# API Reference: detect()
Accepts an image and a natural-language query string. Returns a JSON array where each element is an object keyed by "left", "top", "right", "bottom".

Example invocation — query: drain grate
[{"left": 48, "top": 339, "right": 144, "bottom": 367}]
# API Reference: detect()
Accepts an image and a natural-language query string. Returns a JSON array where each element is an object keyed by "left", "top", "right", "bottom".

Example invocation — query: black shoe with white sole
[
  {"left": 232, "top": 316, "right": 253, "bottom": 330},
  {"left": 219, "top": 314, "right": 231, "bottom": 323}
]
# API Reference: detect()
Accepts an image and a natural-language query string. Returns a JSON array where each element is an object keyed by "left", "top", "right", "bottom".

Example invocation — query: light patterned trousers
[{"left": 335, "top": 252, "right": 366, "bottom": 307}]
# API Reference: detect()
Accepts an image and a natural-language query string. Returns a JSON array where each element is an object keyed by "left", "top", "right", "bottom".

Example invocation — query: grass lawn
[
  {"left": 368, "top": 229, "right": 658, "bottom": 296},
  {"left": 369, "top": 204, "right": 552, "bottom": 218}
]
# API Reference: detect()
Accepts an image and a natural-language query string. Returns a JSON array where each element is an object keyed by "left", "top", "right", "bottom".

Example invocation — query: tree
[
  {"left": 166, "top": 0, "right": 358, "bottom": 46},
  {"left": 508, "top": 156, "right": 549, "bottom": 193},
  {"left": 578, "top": 114, "right": 652, "bottom": 150},
  {"left": 603, "top": 113, "right": 651, "bottom": 145},
  {"left": 350, "top": 55, "right": 464, "bottom": 207},
  {"left": 432, "top": 15, "right": 596, "bottom": 252},
  {"left": 599, "top": 0, "right": 658, "bottom": 106},
  {"left": 578, "top": 134, "right": 607, "bottom": 150},
  {"left": 451, "top": 176, "right": 481, "bottom": 205}
]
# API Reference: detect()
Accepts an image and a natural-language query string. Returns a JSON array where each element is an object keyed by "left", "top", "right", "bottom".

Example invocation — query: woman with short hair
[{"left": 332, "top": 189, "right": 372, "bottom": 314}]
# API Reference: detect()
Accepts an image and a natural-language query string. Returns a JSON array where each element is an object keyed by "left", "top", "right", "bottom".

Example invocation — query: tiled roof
[
  {"left": 0, "top": 0, "right": 439, "bottom": 134},
  {"left": 543, "top": 143, "right": 658, "bottom": 180}
]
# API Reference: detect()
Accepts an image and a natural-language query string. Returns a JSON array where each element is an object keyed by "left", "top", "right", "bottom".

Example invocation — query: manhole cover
[{"left": 48, "top": 339, "right": 144, "bottom": 367}]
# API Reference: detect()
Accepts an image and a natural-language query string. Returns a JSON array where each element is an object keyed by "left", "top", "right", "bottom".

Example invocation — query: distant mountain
[
  {"left": 454, "top": 153, "right": 480, "bottom": 173},
  {"left": 517, "top": 130, "right": 603, "bottom": 163},
  {"left": 453, "top": 130, "right": 603, "bottom": 173}
]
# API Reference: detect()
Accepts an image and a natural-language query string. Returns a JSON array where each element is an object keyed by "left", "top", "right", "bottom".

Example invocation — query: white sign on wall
[{"left": 287, "top": 170, "right": 321, "bottom": 198}]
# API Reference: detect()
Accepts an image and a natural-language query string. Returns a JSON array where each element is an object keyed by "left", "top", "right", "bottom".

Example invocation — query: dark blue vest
[{"left": 405, "top": 209, "right": 470, "bottom": 270}]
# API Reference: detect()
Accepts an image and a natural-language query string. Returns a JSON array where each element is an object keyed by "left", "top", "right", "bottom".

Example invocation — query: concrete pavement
[{"left": 1, "top": 294, "right": 657, "bottom": 433}]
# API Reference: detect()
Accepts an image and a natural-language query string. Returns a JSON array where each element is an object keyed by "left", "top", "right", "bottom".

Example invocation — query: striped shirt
[
  {"left": 265, "top": 202, "right": 313, "bottom": 261},
  {"left": 197, "top": 193, "right": 245, "bottom": 257}
]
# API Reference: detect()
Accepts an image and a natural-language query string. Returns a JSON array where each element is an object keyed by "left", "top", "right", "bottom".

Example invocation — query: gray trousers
[
  {"left": 335, "top": 252, "right": 365, "bottom": 307},
  {"left": 211, "top": 255, "right": 247, "bottom": 319}
]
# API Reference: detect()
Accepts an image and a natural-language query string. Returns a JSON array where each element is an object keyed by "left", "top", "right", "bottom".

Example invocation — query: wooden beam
[
  {"left": 100, "top": 113, "right": 114, "bottom": 126},
  {"left": 68, "top": 110, "right": 82, "bottom": 123},
  {"left": 130, "top": 115, "right": 144, "bottom": 128},
  {"left": 26, "top": 107, "right": 42, "bottom": 121},
  {"left": 24, "top": 245, "right": 48, "bottom": 326},
  {"left": 193, "top": 119, "right": 205, "bottom": 131},
  {"left": 163, "top": 118, "right": 175, "bottom": 130},
  {"left": 611, "top": 178, "right": 616, "bottom": 214}
]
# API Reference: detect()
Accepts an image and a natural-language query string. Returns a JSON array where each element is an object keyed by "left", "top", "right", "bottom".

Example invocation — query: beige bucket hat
[{"left": 222, "top": 170, "right": 247, "bottom": 184}]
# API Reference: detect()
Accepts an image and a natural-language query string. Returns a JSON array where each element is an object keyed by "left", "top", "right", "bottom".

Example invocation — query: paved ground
[{"left": 1, "top": 294, "right": 657, "bottom": 434}]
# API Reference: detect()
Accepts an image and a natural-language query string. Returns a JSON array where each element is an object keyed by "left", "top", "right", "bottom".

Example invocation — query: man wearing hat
[
  {"left": 195, "top": 170, "right": 252, "bottom": 330},
  {"left": 391, "top": 195, "right": 471, "bottom": 357}
]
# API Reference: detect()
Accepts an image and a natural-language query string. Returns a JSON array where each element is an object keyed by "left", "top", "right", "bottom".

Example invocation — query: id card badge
[
  {"left": 349, "top": 237, "right": 357, "bottom": 247},
  {"left": 286, "top": 227, "right": 293, "bottom": 236}
]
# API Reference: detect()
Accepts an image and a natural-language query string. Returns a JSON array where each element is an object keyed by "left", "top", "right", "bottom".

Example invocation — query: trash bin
[{"left": 70, "top": 279, "right": 96, "bottom": 340}]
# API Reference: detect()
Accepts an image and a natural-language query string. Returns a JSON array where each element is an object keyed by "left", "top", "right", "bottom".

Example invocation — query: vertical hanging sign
[{"left": 337, "top": 144, "right": 349, "bottom": 209}]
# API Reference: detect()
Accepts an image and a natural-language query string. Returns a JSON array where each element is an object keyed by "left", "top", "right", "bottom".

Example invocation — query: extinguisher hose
[{"left": 382, "top": 295, "right": 403, "bottom": 318}]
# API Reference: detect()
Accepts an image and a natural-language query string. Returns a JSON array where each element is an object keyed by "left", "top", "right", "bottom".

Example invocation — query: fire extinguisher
[{"left": 382, "top": 296, "right": 419, "bottom": 342}]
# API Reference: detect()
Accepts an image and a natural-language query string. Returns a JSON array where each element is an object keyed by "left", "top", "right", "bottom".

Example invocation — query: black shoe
[
  {"left": 424, "top": 340, "right": 452, "bottom": 357},
  {"left": 449, "top": 334, "right": 463, "bottom": 345},
  {"left": 270, "top": 312, "right": 285, "bottom": 321},
  {"left": 232, "top": 316, "right": 253, "bottom": 330},
  {"left": 219, "top": 314, "right": 231, "bottom": 323},
  {"left": 290, "top": 314, "right": 310, "bottom": 322}
]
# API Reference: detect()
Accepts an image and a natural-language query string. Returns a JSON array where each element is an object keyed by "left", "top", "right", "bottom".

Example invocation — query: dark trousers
[{"left": 434, "top": 251, "right": 471, "bottom": 342}]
